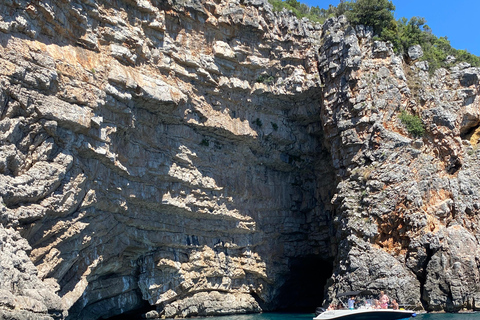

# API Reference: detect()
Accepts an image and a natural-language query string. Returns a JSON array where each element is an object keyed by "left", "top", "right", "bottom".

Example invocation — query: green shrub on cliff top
[
  {"left": 340, "top": 0, "right": 480, "bottom": 70},
  {"left": 268, "top": 0, "right": 337, "bottom": 24},
  {"left": 269, "top": 0, "right": 480, "bottom": 70},
  {"left": 392, "top": 16, "right": 480, "bottom": 71},
  {"left": 343, "top": 0, "right": 396, "bottom": 36}
]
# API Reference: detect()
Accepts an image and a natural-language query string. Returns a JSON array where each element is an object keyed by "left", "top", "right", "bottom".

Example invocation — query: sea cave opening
[
  {"left": 276, "top": 255, "right": 334, "bottom": 313},
  {"left": 102, "top": 299, "right": 153, "bottom": 320}
]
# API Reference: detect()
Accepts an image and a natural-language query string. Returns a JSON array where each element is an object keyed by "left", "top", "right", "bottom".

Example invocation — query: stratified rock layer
[
  {"left": 0, "top": 0, "right": 479, "bottom": 319},
  {"left": 0, "top": 0, "right": 333, "bottom": 319}
]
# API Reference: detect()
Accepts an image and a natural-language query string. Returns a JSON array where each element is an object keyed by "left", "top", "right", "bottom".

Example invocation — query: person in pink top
[{"left": 379, "top": 291, "right": 390, "bottom": 309}]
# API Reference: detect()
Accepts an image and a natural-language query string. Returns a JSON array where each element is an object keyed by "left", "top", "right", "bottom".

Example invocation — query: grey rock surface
[
  {"left": 317, "top": 15, "right": 480, "bottom": 312},
  {"left": 0, "top": 0, "right": 332, "bottom": 318},
  {"left": 0, "top": 225, "right": 64, "bottom": 319},
  {"left": 0, "top": 0, "right": 479, "bottom": 319},
  {"left": 408, "top": 45, "right": 424, "bottom": 61}
]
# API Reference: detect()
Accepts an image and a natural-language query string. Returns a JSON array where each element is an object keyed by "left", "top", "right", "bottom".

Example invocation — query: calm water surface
[{"left": 190, "top": 312, "right": 478, "bottom": 320}]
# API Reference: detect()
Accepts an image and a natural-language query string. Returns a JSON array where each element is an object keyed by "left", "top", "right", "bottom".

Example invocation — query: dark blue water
[
  {"left": 189, "top": 312, "right": 478, "bottom": 320},
  {"left": 187, "top": 314, "right": 312, "bottom": 320}
]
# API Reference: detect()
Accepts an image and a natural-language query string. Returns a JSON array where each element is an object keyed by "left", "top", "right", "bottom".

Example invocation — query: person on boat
[
  {"left": 391, "top": 299, "right": 399, "bottom": 310},
  {"left": 348, "top": 296, "right": 355, "bottom": 310},
  {"left": 327, "top": 303, "right": 335, "bottom": 311},
  {"left": 373, "top": 299, "right": 381, "bottom": 309},
  {"left": 379, "top": 291, "right": 389, "bottom": 309},
  {"left": 336, "top": 302, "right": 343, "bottom": 310},
  {"left": 365, "top": 299, "right": 371, "bottom": 309}
]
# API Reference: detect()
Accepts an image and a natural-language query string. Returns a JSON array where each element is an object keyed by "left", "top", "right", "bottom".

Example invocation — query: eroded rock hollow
[{"left": 0, "top": 0, "right": 479, "bottom": 319}]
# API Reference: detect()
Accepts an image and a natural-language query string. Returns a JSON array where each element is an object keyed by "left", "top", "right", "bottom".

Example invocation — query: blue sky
[{"left": 300, "top": 0, "right": 480, "bottom": 56}]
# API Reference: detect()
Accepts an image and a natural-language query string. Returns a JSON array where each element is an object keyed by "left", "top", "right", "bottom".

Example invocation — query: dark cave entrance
[
  {"left": 276, "top": 256, "right": 333, "bottom": 312},
  {"left": 460, "top": 122, "right": 480, "bottom": 143},
  {"left": 102, "top": 300, "right": 153, "bottom": 320}
]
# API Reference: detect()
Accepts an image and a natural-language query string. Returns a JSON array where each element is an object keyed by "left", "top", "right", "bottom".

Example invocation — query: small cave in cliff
[
  {"left": 276, "top": 256, "right": 333, "bottom": 312},
  {"left": 103, "top": 300, "right": 153, "bottom": 320},
  {"left": 460, "top": 122, "right": 480, "bottom": 145}
]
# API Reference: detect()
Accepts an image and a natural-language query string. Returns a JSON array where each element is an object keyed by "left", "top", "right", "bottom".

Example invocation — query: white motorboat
[
  {"left": 314, "top": 290, "right": 417, "bottom": 320},
  {"left": 313, "top": 308, "right": 416, "bottom": 320}
]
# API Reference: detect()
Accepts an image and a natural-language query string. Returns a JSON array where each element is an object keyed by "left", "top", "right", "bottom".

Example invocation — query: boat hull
[{"left": 313, "top": 309, "right": 416, "bottom": 320}]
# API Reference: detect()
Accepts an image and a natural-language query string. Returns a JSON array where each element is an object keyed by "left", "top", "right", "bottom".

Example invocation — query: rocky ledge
[{"left": 0, "top": 0, "right": 479, "bottom": 319}]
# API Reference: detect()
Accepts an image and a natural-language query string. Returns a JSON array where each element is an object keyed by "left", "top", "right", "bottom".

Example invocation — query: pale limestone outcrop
[{"left": 0, "top": 0, "right": 479, "bottom": 319}]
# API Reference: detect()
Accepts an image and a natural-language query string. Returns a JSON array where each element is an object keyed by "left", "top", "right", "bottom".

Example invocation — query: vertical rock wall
[
  {"left": 0, "top": 0, "right": 335, "bottom": 319},
  {"left": 317, "top": 16, "right": 480, "bottom": 312}
]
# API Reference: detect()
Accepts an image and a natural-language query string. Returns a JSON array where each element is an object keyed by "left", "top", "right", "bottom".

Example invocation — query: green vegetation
[
  {"left": 268, "top": 0, "right": 337, "bottom": 24},
  {"left": 467, "top": 146, "right": 477, "bottom": 157},
  {"left": 385, "top": 15, "right": 480, "bottom": 71},
  {"left": 271, "top": 122, "right": 278, "bottom": 131},
  {"left": 360, "top": 190, "right": 368, "bottom": 201},
  {"left": 339, "top": 0, "right": 480, "bottom": 70},
  {"left": 254, "top": 118, "right": 263, "bottom": 127},
  {"left": 256, "top": 74, "right": 275, "bottom": 84},
  {"left": 399, "top": 111, "right": 425, "bottom": 137},
  {"left": 342, "top": 0, "right": 395, "bottom": 36},
  {"left": 268, "top": 0, "right": 480, "bottom": 71},
  {"left": 200, "top": 138, "right": 210, "bottom": 147}
]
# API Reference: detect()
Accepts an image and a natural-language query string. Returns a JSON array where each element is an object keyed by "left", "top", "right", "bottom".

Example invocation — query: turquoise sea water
[
  {"left": 189, "top": 312, "right": 478, "bottom": 320},
  {"left": 416, "top": 313, "right": 479, "bottom": 319}
]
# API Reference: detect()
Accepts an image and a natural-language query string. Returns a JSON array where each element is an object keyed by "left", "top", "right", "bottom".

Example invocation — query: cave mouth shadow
[
  {"left": 275, "top": 256, "right": 333, "bottom": 313},
  {"left": 102, "top": 299, "right": 153, "bottom": 320}
]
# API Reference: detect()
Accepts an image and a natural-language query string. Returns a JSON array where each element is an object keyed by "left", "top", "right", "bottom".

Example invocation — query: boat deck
[{"left": 313, "top": 308, "right": 416, "bottom": 320}]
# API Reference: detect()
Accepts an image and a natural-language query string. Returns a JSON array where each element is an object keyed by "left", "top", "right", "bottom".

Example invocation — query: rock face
[
  {"left": 0, "top": 226, "right": 64, "bottom": 320},
  {"left": 317, "top": 17, "right": 480, "bottom": 312},
  {"left": 0, "top": 0, "right": 479, "bottom": 319}
]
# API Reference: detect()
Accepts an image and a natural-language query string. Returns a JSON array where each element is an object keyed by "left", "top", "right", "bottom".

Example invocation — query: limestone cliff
[
  {"left": 317, "top": 19, "right": 480, "bottom": 312},
  {"left": 0, "top": 0, "right": 478, "bottom": 319}
]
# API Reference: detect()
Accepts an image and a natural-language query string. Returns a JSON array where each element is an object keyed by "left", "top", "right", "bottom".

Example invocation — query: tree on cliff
[
  {"left": 340, "top": 0, "right": 480, "bottom": 69},
  {"left": 269, "top": 0, "right": 480, "bottom": 69},
  {"left": 269, "top": 0, "right": 337, "bottom": 23},
  {"left": 342, "top": 0, "right": 396, "bottom": 36}
]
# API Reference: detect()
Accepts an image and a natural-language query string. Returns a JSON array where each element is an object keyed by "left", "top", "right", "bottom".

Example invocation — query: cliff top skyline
[{"left": 302, "top": 0, "right": 480, "bottom": 56}]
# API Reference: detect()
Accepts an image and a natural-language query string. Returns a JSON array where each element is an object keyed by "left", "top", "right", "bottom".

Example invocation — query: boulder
[{"left": 408, "top": 45, "right": 424, "bottom": 61}]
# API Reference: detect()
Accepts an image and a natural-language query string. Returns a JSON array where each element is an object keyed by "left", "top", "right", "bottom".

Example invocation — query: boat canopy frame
[{"left": 335, "top": 290, "right": 374, "bottom": 298}]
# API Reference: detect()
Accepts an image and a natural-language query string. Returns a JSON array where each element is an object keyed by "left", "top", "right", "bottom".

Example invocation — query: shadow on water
[
  {"left": 188, "top": 311, "right": 480, "bottom": 320},
  {"left": 192, "top": 313, "right": 315, "bottom": 320},
  {"left": 102, "top": 301, "right": 153, "bottom": 320}
]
